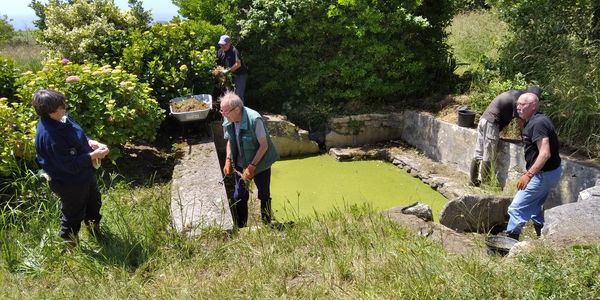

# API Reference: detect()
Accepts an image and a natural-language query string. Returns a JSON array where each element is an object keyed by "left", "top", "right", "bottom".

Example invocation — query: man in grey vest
[
  {"left": 220, "top": 91, "right": 279, "bottom": 228},
  {"left": 470, "top": 86, "right": 541, "bottom": 186}
]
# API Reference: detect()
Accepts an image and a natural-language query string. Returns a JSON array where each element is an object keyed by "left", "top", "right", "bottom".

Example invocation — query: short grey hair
[{"left": 219, "top": 91, "right": 244, "bottom": 110}]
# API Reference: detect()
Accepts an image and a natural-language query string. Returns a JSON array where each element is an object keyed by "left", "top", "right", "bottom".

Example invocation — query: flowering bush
[
  {"left": 119, "top": 19, "right": 223, "bottom": 105},
  {"left": 36, "top": 0, "right": 150, "bottom": 63},
  {"left": 0, "top": 97, "right": 37, "bottom": 176},
  {"left": 16, "top": 59, "right": 164, "bottom": 159}
]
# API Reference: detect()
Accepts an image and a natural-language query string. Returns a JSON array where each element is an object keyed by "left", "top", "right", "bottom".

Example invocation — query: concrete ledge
[
  {"left": 325, "top": 110, "right": 600, "bottom": 208},
  {"left": 171, "top": 139, "right": 233, "bottom": 235}
]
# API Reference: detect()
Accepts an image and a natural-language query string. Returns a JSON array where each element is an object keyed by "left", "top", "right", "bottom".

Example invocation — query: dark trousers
[
  {"left": 49, "top": 177, "right": 102, "bottom": 239},
  {"left": 231, "top": 167, "right": 272, "bottom": 228},
  {"left": 233, "top": 73, "right": 248, "bottom": 103}
]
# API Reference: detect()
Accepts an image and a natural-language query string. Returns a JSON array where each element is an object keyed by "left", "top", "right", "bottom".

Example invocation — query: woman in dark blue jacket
[{"left": 33, "top": 89, "right": 109, "bottom": 244}]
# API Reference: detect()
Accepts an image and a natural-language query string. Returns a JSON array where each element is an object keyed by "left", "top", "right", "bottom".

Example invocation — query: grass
[
  {"left": 0, "top": 30, "right": 44, "bottom": 71},
  {"left": 447, "top": 9, "right": 509, "bottom": 76},
  {"left": 1, "top": 172, "right": 599, "bottom": 298}
]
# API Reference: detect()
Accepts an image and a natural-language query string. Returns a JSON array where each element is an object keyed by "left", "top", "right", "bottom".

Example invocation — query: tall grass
[
  {"left": 1, "top": 176, "right": 599, "bottom": 298},
  {"left": 0, "top": 30, "right": 44, "bottom": 71},
  {"left": 447, "top": 9, "right": 509, "bottom": 76}
]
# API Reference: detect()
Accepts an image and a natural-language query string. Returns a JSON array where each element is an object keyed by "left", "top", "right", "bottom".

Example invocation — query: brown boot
[
  {"left": 469, "top": 158, "right": 481, "bottom": 186},
  {"left": 480, "top": 160, "right": 492, "bottom": 184}
]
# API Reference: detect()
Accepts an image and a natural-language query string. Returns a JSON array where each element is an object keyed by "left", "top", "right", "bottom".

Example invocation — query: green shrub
[
  {"left": 178, "top": 0, "right": 456, "bottom": 128},
  {"left": 119, "top": 20, "right": 223, "bottom": 104},
  {"left": 469, "top": 71, "right": 528, "bottom": 114},
  {"left": 489, "top": 0, "right": 600, "bottom": 156},
  {"left": 0, "top": 15, "right": 14, "bottom": 43},
  {"left": 16, "top": 59, "right": 164, "bottom": 159},
  {"left": 35, "top": 0, "right": 150, "bottom": 63},
  {"left": 0, "top": 97, "right": 37, "bottom": 176},
  {"left": 0, "top": 55, "right": 19, "bottom": 98}
]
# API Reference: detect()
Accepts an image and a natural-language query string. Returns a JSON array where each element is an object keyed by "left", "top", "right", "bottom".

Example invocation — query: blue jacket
[{"left": 35, "top": 115, "right": 94, "bottom": 184}]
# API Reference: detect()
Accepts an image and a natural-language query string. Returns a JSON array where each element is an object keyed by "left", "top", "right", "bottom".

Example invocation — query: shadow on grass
[{"left": 82, "top": 229, "right": 152, "bottom": 271}]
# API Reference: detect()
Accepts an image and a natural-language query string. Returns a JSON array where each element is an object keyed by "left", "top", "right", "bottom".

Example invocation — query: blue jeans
[
  {"left": 507, "top": 166, "right": 562, "bottom": 235},
  {"left": 231, "top": 167, "right": 271, "bottom": 228}
]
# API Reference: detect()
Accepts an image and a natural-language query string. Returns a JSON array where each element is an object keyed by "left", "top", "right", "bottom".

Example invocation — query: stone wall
[
  {"left": 325, "top": 113, "right": 404, "bottom": 149},
  {"left": 324, "top": 110, "right": 600, "bottom": 207}
]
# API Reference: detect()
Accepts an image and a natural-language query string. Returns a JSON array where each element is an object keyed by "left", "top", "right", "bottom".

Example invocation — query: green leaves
[
  {"left": 119, "top": 20, "right": 223, "bottom": 105},
  {"left": 16, "top": 59, "right": 165, "bottom": 160},
  {"left": 196, "top": 0, "right": 456, "bottom": 129}
]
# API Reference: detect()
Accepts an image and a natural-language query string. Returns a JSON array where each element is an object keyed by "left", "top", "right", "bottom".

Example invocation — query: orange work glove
[
  {"left": 223, "top": 159, "right": 232, "bottom": 176},
  {"left": 242, "top": 164, "right": 256, "bottom": 180},
  {"left": 517, "top": 172, "right": 533, "bottom": 190}
]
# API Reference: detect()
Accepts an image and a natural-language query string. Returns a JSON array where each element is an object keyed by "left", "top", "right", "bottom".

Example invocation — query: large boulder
[
  {"left": 440, "top": 195, "right": 513, "bottom": 233},
  {"left": 542, "top": 185, "right": 600, "bottom": 247},
  {"left": 384, "top": 206, "right": 484, "bottom": 255},
  {"left": 263, "top": 114, "right": 320, "bottom": 157}
]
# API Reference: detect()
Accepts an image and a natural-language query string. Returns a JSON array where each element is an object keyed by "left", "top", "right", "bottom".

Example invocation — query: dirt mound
[{"left": 171, "top": 99, "right": 210, "bottom": 112}]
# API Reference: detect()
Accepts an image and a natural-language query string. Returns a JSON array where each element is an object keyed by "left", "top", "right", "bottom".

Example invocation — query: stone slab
[{"left": 171, "top": 139, "right": 233, "bottom": 235}]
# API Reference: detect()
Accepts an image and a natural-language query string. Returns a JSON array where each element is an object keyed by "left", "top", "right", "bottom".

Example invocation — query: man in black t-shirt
[
  {"left": 505, "top": 93, "right": 562, "bottom": 241},
  {"left": 217, "top": 35, "right": 248, "bottom": 102},
  {"left": 470, "top": 86, "right": 540, "bottom": 186}
]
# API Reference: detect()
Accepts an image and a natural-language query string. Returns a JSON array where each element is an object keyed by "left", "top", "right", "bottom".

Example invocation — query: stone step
[{"left": 170, "top": 138, "right": 233, "bottom": 235}]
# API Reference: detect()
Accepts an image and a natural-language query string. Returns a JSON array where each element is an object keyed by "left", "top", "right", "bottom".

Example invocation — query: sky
[{"left": 1, "top": 0, "right": 180, "bottom": 30}]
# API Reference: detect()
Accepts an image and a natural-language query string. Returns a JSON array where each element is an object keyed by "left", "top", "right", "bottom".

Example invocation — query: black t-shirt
[
  {"left": 217, "top": 46, "right": 247, "bottom": 75},
  {"left": 482, "top": 89, "right": 523, "bottom": 131},
  {"left": 522, "top": 112, "right": 561, "bottom": 171}
]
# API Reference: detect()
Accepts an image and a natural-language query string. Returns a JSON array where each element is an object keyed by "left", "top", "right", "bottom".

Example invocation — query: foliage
[
  {"left": 0, "top": 15, "right": 14, "bottom": 43},
  {"left": 454, "top": 0, "right": 489, "bottom": 12},
  {"left": 173, "top": 0, "right": 233, "bottom": 25},
  {"left": 447, "top": 9, "right": 509, "bottom": 76},
  {"left": 0, "top": 56, "right": 19, "bottom": 98},
  {"left": 16, "top": 59, "right": 165, "bottom": 160},
  {"left": 1, "top": 192, "right": 600, "bottom": 298},
  {"left": 33, "top": 0, "right": 151, "bottom": 63},
  {"left": 469, "top": 71, "right": 529, "bottom": 115},
  {"left": 176, "top": 0, "right": 456, "bottom": 128},
  {"left": 487, "top": 0, "right": 600, "bottom": 156},
  {"left": 0, "top": 97, "right": 37, "bottom": 177},
  {"left": 119, "top": 20, "right": 223, "bottom": 104}
]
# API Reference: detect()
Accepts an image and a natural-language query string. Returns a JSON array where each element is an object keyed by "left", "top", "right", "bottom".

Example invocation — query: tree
[{"left": 0, "top": 15, "right": 14, "bottom": 43}]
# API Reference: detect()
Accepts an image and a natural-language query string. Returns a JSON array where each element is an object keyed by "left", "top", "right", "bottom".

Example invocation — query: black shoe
[
  {"left": 533, "top": 223, "right": 543, "bottom": 237},
  {"left": 507, "top": 232, "right": 520, "bottom": 241}
]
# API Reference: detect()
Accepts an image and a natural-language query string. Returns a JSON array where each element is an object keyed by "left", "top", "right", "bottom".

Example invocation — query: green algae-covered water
[{"left": 270, "top": 154, "right": 447, "bottom": 221}]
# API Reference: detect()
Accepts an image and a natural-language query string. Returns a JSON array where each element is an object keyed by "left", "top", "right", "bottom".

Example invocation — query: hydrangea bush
[
  {"left": 0, "top": 97, "right": 37, "bottom": 176},
  {"left": 16, "top": 59, "right": 164, "bottom": 159}
]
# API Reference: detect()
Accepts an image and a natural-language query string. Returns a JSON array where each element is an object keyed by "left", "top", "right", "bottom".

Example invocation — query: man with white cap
[{"left": 217, "top": 34, "right": 248, "bottom": 102}]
